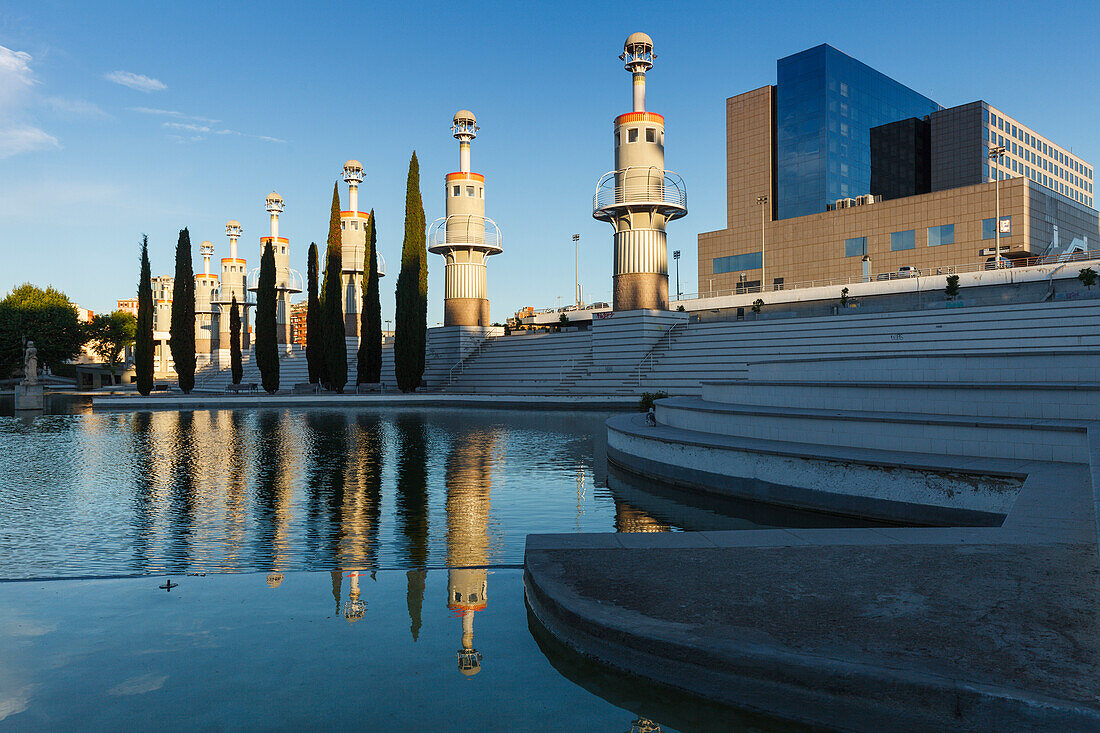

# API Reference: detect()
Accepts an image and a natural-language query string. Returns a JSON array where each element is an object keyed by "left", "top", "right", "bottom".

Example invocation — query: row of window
[
  {"left": 985, "top": 127, "right": 1093, "bottom": 197},
  {"left": 450, "top": 184, "right": 484, "bottom": 198},
  {"left": 615, "top": 127, "right": 663, "bottom": 145},
  {"left": 983, "top": 108, "right": 1092, "bottom": 184},
  {"left": 982, "top": 157, "right": 1094, "bottom": 208},
  {"left": 844, "top": 218, "right": 1011, "bottom": 256},
  {"left": 713, "top": 251, "right": 763, "bottom": 274}
]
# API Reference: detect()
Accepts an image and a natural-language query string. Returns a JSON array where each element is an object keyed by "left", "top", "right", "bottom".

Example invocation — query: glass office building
[{"left": 776, "top": 45, "right": 942, "bottom": 220}]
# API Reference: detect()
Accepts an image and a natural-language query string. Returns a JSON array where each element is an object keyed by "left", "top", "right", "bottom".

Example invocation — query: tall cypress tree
[
  {"left": 358, "top": 210, "right": 382, "bottom": 384},
  {"left": 135, "top": 235, "right": 154, "bottom": 396},
  {"left": 322, "top": 181, "right": 347, "bottom": 392},
  {"left": 395, "top": 152, "right": 426, "bottom": 392},
  {"left": 229, "top": 295, "right": 242, "bottom": 385},
  {"left": 168, "top": 228, "right": 196, "bottom": 393},
  {"left": 255, "top": 241, "right": 279, "bottom": 393},
  {"left": 306, "top": 242, "right": 322, "bottom": 384}
]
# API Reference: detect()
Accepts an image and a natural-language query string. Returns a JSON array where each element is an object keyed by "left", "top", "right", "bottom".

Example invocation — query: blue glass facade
[{"left": 776, "top": 45, "right": 941, "bottom": 220}]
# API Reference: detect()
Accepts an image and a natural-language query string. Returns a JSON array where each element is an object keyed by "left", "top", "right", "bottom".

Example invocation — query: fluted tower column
[
  {"left": 215, "top": 220, "right": 253, "bottom": 359},
  {"left": 252, "top": 192, "right": 302, "bottom": 353},
  {"left": 429, "top": 111, "right": 502, "bottom": 327},
  {"left": 593, "top": 33, "right": 687, "bottom": 312},
  {"left": 194, "top": 240, "right": 219, "bottom": 358},
  {"left": 338, "top": 161, "right": 386, "bottom": 345}
]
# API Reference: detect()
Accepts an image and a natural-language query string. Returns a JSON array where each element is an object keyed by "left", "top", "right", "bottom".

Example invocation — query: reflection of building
[
  {"left": 342, "top": 571, "right": 365, "bottom": 622},
  {"left": 445, "top": 429, "right": 496, "bottom": 676},
  {"left": 699, "top": 43, "right": 1098, "bottom": 293},
  {"left": 614, "top": 501, "right": 670, "bottom": 533}
]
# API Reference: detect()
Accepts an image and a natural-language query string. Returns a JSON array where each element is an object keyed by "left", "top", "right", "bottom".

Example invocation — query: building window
[
  {"left": 982, "top": 216, "right": 1012, "bottom": 239},
  {"left": 351, "top": 221, "right": 358, "bottom": 229},
  {"left": 844, "top": 236, "right": 866, "bottom": 257},
  {"left": 453, "top": 185, "right": 460, "bottom": 196},
  {"left": 628, "top": 128, "right": 639, "bottom": 143},
  {"left": 713, "top": 252, "right": 763, "bottom": 274},
  {"left": 645, "top": 128, "right": 656, "bottom": 143},
  {"left": 341, "top": 222, "right": 345, "bottom": 229},
  {"left": 466, "top": 186, "right": 474, "bottom": 196},
  {"left": 615, "top": 129, "right": 620, "bottom": 146},
  {"left": 890, "top": 230, "right": 916, "bottom": 251},
  {"left": 928, "top": 224, "right": 954, "bottom": 247},
  {"left": 478, "top": 187, "right": 483, "bottom": 198}
]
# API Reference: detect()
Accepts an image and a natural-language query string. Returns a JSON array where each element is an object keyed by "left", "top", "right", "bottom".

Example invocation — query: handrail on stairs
[
  {"left": 447, "top": 337, "right": 493, "bottom": 385},
  {"left": 633, "top": 320, "right": 687, "bottom": 386}
]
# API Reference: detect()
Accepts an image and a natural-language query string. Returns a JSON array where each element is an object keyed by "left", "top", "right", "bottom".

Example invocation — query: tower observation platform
[{"left": 593, "top": 32, "right": 688, "bottom": 312}]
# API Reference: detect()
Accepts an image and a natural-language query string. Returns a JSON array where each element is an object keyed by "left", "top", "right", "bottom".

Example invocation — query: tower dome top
[
  {"left": 624, "top": 31, "right": 653, "bottom": 49},
  {"left": 454, "top": 109, "right": 476, "bottom": 125},
  {"left": 265, "top": 191, "right": 283, "bottom": 204},
  {"left": 344, "top": 159, "right": 362, "bottom": 171},
  {"left": 226, "top": 219, "right": 241, "bottom": 228}
]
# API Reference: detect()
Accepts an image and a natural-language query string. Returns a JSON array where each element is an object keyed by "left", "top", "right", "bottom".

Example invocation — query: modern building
[
  {"left": 429, "top": 111, "right": 502, "bottom": 326},
  {"left": 290, "top": 300, "right": 308, "bottom": 348},
  {"left": 593, "top": 32, "right": 687, "bottom": 311},
  {"left": 698, "top": 44, "right": 1097, "bottom": 294}
]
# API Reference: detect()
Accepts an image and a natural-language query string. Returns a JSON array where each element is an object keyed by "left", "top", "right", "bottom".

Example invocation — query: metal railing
[
  {"left": 676, "top": 249, "right": 1100, "bottom": 302},
  {"left": 427, "top": 215, "right": 502, "bottom": 252},
  {"left": 445, "top": 337, "right": 494, "bottom": 386},
  {"left": 632, "top": 320, "right": 686, "bottom": 386},
  {"left": 593, "top": 167, "right": 687, "bottom": 217},
  {"left": 247, "top": 267, "right": 304, "bottom": 294}
]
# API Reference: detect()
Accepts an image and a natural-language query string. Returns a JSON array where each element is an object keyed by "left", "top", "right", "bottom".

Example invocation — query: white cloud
[
  {"left": 0, "top": 45, "right": 58, "bottom": 158},
  {"left": 129, "top": 107, "right": 219, "bottom": 124},
  {"left": 42, "top": 96, "right": 109, "bottom": 118},
  {"left": 161, "top": 120, "right": 286, "bottom": 144},
  {"left": 104, "top": 70, "right": 166, "bottom": 92}
]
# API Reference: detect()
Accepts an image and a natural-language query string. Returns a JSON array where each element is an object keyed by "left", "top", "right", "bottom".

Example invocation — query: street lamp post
[
  {"left": 673, "top": 250, "right": 681, "bottom": 300},
  {"left": 756, "top": 195, "right": 768, "bottom": 293},
  {"left": 988, "top": 145, "right": 1006, "bottom": 265},
  {"left": 572, "top": 234, "right": 580, "bottom": 308}
]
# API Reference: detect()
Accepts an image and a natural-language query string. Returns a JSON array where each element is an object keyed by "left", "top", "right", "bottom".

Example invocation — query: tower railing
[
  {"left": 593, "top": 167, "right": 687, "bottom": 220},
  {"left": 428, "top": 215, "right": 503, "bottom": 254},
  {"left": 247, "top": 267, "right": 304, "bottom": 294}
]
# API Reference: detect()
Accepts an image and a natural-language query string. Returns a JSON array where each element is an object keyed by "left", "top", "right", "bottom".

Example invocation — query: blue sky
[{"left": 1, "top": 0, "right": 1097, "bottom": 324}]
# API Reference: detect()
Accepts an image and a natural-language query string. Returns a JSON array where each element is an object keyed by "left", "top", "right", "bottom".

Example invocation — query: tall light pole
[
  {"left": 756, "top": 195, "right": 768, "bottom": 293},
  {"left": 988, "top": 145, "right": 1006, "bottom": 265},
  {"left": 572, "top": 234, "right": 580, "bottom": 307},
  {"left": 673, "top": 250, "right": 681, "bottom": 300}
]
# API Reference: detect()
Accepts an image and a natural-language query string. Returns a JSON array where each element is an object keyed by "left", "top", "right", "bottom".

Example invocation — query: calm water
[{"left": 0, "top": 399, "right": 859, "bottom": 580}]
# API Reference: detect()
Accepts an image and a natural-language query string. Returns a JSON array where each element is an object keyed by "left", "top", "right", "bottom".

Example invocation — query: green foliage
[
  {"left": 135, "top": 236, "right": 154, "bottom": 395},
  {"left": 1078, "top": 267, "right": 1097, "bottom": 290},
  {"left": 639, "top": 391, "right": 668, "bottom": 411},
  {"left": 255, "top": 241, "right": 280, "bottom": 393},
  {"left": 358, "top": 210, "right": 382, "bottom": 384},
  {"left": 395, "top": 152, "right": 427, "bottom": 392},
  {"left": 87, "top": 310, "right": 136, "bottom": 374},
  {"left": 840, "top": 287, "right": 849, "bottom": 307},
  {"left": 945, "top": 274, "right": 961, "bottom": 300},
  {"left": 559, "top": 312, "right": 569, "bottom": 324},
  {"left": 322, "top": 182, "right": 347, "bottom": 392},
  {"left": 676, "top": 304, "right": 686, "bottom": 312},
  {"left": 229, "top": 296, "right": 242, "bottom": 385},
  {"left": 168, "top": 228, "right": 196, "bottom": 393},
  {"left": 752, "top": 298, "right": 764, "bottom": 314},
  {"left": 0, "top": 282, "right": 86, "bottom": 379},
  {"left": 306, "top": 242, "right": 322, "bottom": 384}
]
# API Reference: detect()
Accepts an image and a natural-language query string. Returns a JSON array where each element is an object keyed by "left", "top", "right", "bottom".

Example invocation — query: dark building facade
[{"left": 870, "top": 117, "right": 931, "bottom": 201}]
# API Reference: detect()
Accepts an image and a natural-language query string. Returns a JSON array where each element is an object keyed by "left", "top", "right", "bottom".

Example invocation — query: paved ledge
[
  {"left": 92, "top": 392, "right": 637, "bottom": 411},
  {"left": 524, "top": 540, "right": 1100, "bottom": 731}
]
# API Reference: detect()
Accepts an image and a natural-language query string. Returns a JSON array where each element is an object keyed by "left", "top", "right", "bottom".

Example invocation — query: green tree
[
  {"left": 229, "top": 296, "right": 242, "bottom": 385},
  {"left": 255, "top": 240, "right": 280, "bottom": 393},
  {"left": 752, "top": 298, "right": 764, "bottom": 314},
  {"left": 394, "top": 152, "right": 426, "bottom": 392},
  {"left": 0, "top": 283, "right": 87, "bottom": 379},
  {"left": 322, "top": 181, "right": 347, "bottom": 392},
  {"left": 945, "top": 274, "right": 961, "bottom": 300},
  {"left": 135, "top": 236, "right": 154, "bottom": 395},
  {"left": 169, "top": 228, "right": 196, "bottom": 393},
  {"left": 306, "top": 242, "right": 322, "bottom": 384},
  {"left": 1078, "top": 267, "right": 1097, "bottom": 290},
  {"left": 840, "top": 287, "right": 849, "bottom": 307},
  {"left": 87, "top": 310, "right": 137, "bottom": 375},
  {"left": 358, "top": 210, "right": 382, "bottom": 384}
]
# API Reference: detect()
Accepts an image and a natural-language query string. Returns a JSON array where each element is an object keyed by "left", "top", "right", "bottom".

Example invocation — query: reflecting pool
[{"left": 0, "top": 404, "right": 873, "bottom": 580}]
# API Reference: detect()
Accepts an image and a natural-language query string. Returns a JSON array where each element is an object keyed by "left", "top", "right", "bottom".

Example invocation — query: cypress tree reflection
[
  {"left": 303, "top": 412, "right": 349, "bottom": 568},
  {"left": 129, "top": 411, "right": 156, "bottom": 573},
  {"left": 395, "top": 413, "right": 430, "bottom": 640},
  {"left": 223, "top": 410, "right": 249, "bottom": 569},
  {"left": 166, "top": 410, "right": 198, "bottom": 570},
  {"left": 252, "top": 410, "right": 290, "bottom": 571},
  {"left": 339, "top": 415, "right": 384, "bottom": 569}
]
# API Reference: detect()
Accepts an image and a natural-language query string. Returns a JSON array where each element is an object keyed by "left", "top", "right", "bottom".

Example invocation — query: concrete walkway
[{"left": 525, "top": 442, "right": 1100, "bottom": 730}]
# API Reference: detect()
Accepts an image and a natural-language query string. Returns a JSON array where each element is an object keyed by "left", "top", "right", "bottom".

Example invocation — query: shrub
[
  {"left": 639, "top": 390, "right": 668, "bottom": 411},
  {"left": 751, "top": 298, "right": 764, "bottom": 314},
  {"left": 1078, "top": 267, "right": 1097, "bottom": 290},
  {"left": 945, "top": 274, "right": 961, "bottom": 300}
]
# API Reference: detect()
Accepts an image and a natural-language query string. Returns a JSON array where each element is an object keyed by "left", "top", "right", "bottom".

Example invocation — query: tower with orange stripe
[
  {"left": 593, "top": 33, "right": 687, "bottom": 311},
  {"left": 339, "top": 161, "right": 385, "bottom": 347},
  {"left": 428, "top": 110, "right": 502, "bottom": 327},
  {"left": 250, "top": 192, "right": 302, "bottom": 352},
  {"left": 214, "top": 220, "right": 253, "bottom": 358}
]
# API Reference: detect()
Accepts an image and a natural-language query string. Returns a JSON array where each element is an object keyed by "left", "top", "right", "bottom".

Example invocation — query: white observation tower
[
  {"left": 250, "top": 192, "right": 303, "bottom": 353},
  {"left": 339, "top": 160, "right": 385, "bottom": 349},
  {"left": 428, "top": 110, "right": 502, "bottom": 327},
  {"left": 214, "top": 219, "right": 253, "bottom": 359},
  {"left": 593, "top": 32, "right": 687, "bottom": 311}
]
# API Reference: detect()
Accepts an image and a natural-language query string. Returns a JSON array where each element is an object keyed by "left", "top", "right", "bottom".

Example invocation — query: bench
[{"left": 225, "top": 383, "right": 258, "bottom": 394}]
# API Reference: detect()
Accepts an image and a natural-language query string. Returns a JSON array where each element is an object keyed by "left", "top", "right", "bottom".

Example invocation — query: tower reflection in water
[{"left": 444, "top": 426, "right": 498, "bottom": 676}]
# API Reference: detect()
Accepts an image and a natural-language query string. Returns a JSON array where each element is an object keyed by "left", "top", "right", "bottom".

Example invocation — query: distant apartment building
[
  {"left": 698, "top": 44, "right": 1097, "bottom": 293},
  {"left": 290, "top": 301, "right": 308, "bottom": 347}
]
